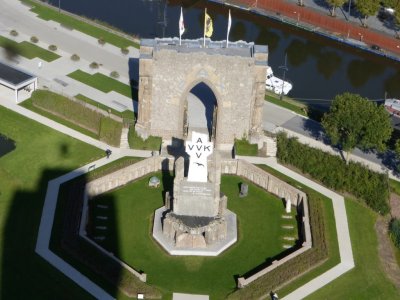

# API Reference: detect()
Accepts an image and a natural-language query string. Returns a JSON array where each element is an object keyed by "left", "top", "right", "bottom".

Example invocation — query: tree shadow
[{"left": 312, "top": 0, "right": 330, "bottom": 10}]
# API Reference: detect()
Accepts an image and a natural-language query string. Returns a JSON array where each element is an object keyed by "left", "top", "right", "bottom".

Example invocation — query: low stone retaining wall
[
  {"left": 86, "top": 156, "right": 174, "bottom": 197},
  {"left": 220, "top": 159, "right": 312, "bottom": 288},
  {"left": 84, "top": 156, "right": 312, "bottom": 288}
]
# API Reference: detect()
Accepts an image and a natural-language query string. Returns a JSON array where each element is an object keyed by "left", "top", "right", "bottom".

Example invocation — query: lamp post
[
  {"left": 294, "top": 11, "right": 300, "bottom": 25},
  {"left": 58, "top": 0, "right": 61, "bottom": 13},
  {"left": 348, "top": 0, "right": 352, "bottom": 16},
  {"left": 279, "top": 53, "right": 288, "bottom": 101}
]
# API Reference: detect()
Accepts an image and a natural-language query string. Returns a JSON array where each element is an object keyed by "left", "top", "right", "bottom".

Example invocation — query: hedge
[
  {"left": 227, "top": 178, "right": 329, "bottom": 298},
  {"left": 277, "top": 132, "right": 389, "bottom": 214},
  {"left": 30, "top": 90, "right": 122, "bottom": 146},
  {"left": 390, "top": 218, "right": 400, "bottom": 248}
]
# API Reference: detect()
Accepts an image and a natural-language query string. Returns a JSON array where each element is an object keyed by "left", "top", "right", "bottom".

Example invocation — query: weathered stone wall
[
  {"left": 136, "top": 39, "right": 268, "bottom": 150},
  {"left": 221, "top": 159, "right": 307, "bottom": 206},
  {"left": 86, "top": 157, "right": 174, "bottom": 197}
]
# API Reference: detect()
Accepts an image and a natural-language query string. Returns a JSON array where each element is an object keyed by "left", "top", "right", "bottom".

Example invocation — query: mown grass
[
  {"left": 0, "top": 35, "right": 60, "bottom": 62},
  {"left": 307, "top": 198, "right": 399, "bottom": 299},
  {"left": 89, "top": 174, "right": 298, "bottom": 299},
  {"left": 22, "top": 0, "right": 139, "bottom": 48},
  {"left": 75, "top": 94, "right": 134, "bottom": 120},
  {"left": 264, "top": 92, "right": 307, "bottom": 117},
  {"left": 0, "top": 105, "right": 103, "bottom": 299},
  {"left": 128, "top": 127, "right": 161, "bottom": 151},
  {"left": 234, "top": 138, "right": 258, "bottom": 156},
  {"left": 68, "top": 70, "right": 132, "bottom": 98}
]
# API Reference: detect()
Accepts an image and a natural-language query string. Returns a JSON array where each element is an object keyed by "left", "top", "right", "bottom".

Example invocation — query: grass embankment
[
  {"left": 88, "top": 174, "right": 298, "bottom": 298},
  {"left": 265, "top": 91, "right": 307, "bottom": 117},
  {"left": 128, "top": 128, "right": 161, "bottom": 151},
  {"left": 75, "top": 94, "right": 134, "bottom": 120},
  {"left": 0, "top": 105, "right": 103, "bottom": 299},
  {"left": 21, "top": 90, "right": 123, "bottom": 146},
  {"left": 68, "top": 70, "right": 132, "bottom": 99},
  {"left": 234, "top": 138, "right": 258, "bottom": 156},
  {"left": 21, "top": 0, "right": 139, "bottom": 49},
  {"left": 307, "top": 199, "right": 399, "bottom": 299},
  {"left": 0, "top": 35, "right": 60, "bottom": 62}
]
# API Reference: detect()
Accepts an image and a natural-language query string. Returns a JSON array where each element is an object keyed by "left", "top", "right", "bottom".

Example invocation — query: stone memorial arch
[{"left": 136, "top": 38, "right": 268, "bottom": 150}]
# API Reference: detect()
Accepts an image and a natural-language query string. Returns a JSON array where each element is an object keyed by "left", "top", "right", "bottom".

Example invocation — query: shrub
[
  {"left": 89, "top": 62, "right": 99, "bottom": 69},
  {"left": 9, "top": 29, "right": 18, "bottom": 37},
  {"left": 390, "top": 219, "right": 400, "bottom": 248},
  {"left": 70, "top": 54, "right": 80, "bottom": 61},
  {"left": 110, "top": 71, "right": 119, "bottom": 79},
  {"left": 30, "top": 36, "right": 39, "bottom": 43},
  {"left": 48, "top": 44, "right": 57, "bottom": 51},
  {"left": 276, "top": 132, "right": 390, "bottom": 214},
  {"left": 121, "top": 47, "right": 129, "bottom": 55},
  {"left": 98, "top": 37, "right": 105, "bottom": 45}
]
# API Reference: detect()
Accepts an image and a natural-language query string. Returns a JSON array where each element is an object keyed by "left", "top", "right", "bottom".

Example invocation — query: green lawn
[
  {"left": 22, "top": 0, "right": 138, "bottom": 49},
  {"left": 75, "top": 94, "right": 134, "bottom": 120},
  {"left": 307, "top": 198, "right": 399, "bottom": 299},
  {"left": 265, "top": 92, "right": 307, "bottom": 117},
  {"left": 0, "top": 105, "right": 103, "bottom": 299},
  {"left": 0, "top": 35, "right": 60, "bottom": 62},
  {"left": 234, "top": 138, "right": 258, "bottom": 156},
  {"left": 68, "top": 70, "right": 132, "bottom": 98},
  {"left": 89, "top": 174, "right": 298, "bottom": 299}
]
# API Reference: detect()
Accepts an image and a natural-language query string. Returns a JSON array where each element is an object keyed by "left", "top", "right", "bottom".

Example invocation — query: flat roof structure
[{"left": 0, "top": 61, "right": 37, "bottom": 102}]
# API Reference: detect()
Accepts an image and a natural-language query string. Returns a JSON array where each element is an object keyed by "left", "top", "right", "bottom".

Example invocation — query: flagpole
[
  {"left": 179, "top": 7, "right": 182, "bottom": 46},
  {"left": 203, "top": 8, "right": 206, "bottom": 48},
  {"left": 227, "top": 9, "right": 230, "bottom": 48}
]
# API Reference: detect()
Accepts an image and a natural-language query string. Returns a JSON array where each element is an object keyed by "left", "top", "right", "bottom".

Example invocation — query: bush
[
  {"left": 121, "top": 47, "right": 129, "bottom": 55},
  {"left": 110, "top": 71, "right": 119, "bottom": 79},
  {"left": 98, "top": 37, "right": 105, "bottom": 45},
  {"left": 276, "top": 132, "right": 390, "bottom": 214},
  {"left": 30, "top": 36, "right": 39, "bottom": 43},
  {"left": 390, "top": 219, "right": 400, "bottom": 248},
  {"left": 9, "top": 29, "right": 18, "bottom": 37},
  {"left": 89, "top": 62, "right": 99, "bottom": 69},
  {"left": 48, "top": 44, "right": 57, "bottom": 51},
  {"left": 70, "top": 54, "right": 80, "bottom": 61}
]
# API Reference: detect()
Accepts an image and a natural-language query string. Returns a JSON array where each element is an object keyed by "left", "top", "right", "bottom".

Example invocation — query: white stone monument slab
[{"left": 185, "top": 131, "right": 213, "bottom": 182}]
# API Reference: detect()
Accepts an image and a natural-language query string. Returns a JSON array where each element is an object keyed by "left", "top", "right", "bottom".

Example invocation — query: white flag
[
  {"left": 226, "top": 10, "right": 232, "bottom": 47},
  {"left": 179, "top": 7, "right": 185, "bottom": 37}
]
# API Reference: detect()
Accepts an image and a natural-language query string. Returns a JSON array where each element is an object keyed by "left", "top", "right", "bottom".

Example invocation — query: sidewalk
[{"left": 217, "top": 0, "right": 400, "bottom": 58}]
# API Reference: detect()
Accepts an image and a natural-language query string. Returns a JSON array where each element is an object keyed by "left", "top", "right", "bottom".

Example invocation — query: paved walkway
[{"left": 239, "top": 156, "right": 354, "bottom": 300}]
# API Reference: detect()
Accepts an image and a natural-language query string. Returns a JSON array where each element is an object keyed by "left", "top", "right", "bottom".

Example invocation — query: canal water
[{"left": 49, "top": 0, "right": 400, "bottom": 103}]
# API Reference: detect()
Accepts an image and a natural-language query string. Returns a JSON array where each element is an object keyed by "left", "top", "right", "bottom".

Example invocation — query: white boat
[
  {"left": 384, "top": 98, "right": 400, "bottom": 116},
  {"left": 265, "top": 66, "right": 293, "bottom": 96}
]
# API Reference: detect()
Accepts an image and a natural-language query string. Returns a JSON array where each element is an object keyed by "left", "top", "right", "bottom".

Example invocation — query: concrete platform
[
  {"left": 152, "top": 207, "right": 237, "bottom": 256},
  {"left": 173, "top": 293, "right": 209, "bottom": 300}
]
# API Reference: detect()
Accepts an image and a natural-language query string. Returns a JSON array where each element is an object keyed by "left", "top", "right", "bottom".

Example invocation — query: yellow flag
[{"left": 205, "top": 13, "right": 213, "bottom": 38}]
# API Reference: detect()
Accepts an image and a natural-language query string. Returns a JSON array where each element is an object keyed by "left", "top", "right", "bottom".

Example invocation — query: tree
[
  {"left": 326, "top": 0, "right": 346, "bottom": 17},
  {"left": 322, "top": 93, "right": 393, "bottom": 163},
  {"left": 356, "top": 0, "right": 380, "bottom": 27}
]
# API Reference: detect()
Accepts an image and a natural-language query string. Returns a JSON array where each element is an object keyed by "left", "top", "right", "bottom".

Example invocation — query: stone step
[
  {"left": 281, "top": 215, "right": 293, "bottom": 219},
  {"left": 96, "top": 204, "right": 108, "bottom": 209},
  {"left": 95, "top": 226, "right": 107, "bottom": 230},
  {"left": 94, "top": 236, "right": 106, "bottom": 241},
  {"left": 282, "top": 244, "right": 292, "bottom": 249},
  {"left": 96, "top": 216, "right": 108, "bottom": 220},
  {"left": 119, "top": 127, "right": 130, "bottom": 149},
  {"left": 283, "top": 236, "right": 296, "bottom": 241},
  {"left": 282, "top": 225, "right": 294, "bottom": 229}
]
